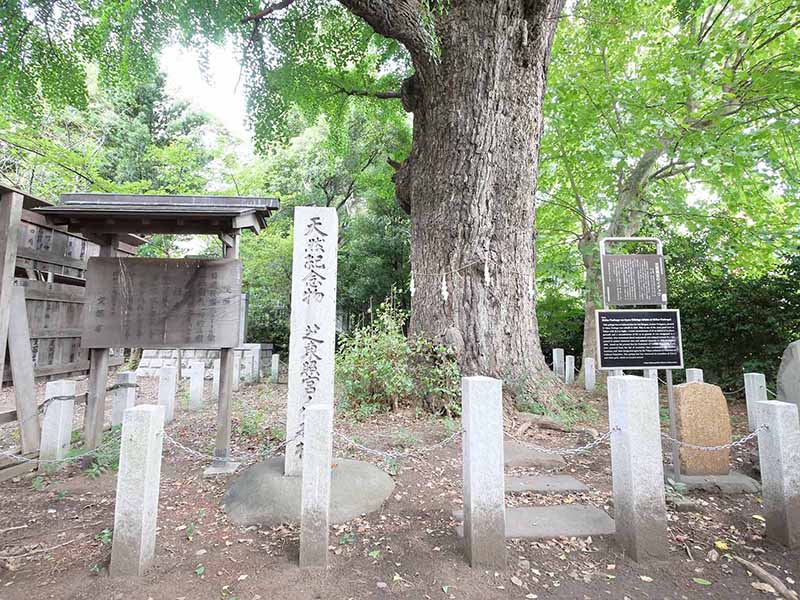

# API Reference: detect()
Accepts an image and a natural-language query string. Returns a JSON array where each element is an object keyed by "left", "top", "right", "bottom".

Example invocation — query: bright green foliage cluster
[{"left": 337, "top": 303, "right": 460, "bottom": 416}]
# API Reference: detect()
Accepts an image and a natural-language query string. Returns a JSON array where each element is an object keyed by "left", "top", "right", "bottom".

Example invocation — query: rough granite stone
[
  {"left": 777, "top": 341, "right": 800, "bottom": 412},
  {"left": 675, "top": 382, "right": 732, "bottom": 476},
  {"left": 224, "top": 457, "right": 394, "bottom": 526}
]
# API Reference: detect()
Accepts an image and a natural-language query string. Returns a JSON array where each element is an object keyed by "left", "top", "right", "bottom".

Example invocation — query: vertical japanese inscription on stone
[{"left": 285, "top": 208, "right": 338, "bottom": 478}]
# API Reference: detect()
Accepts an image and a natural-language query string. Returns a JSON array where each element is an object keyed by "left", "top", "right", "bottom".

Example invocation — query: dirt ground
[{"left": 0, "top": 375, "right": 797, "bottom": 600}]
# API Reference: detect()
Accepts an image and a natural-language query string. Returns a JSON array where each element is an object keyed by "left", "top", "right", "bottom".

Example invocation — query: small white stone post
[
  {"left": 271, "top": 353, "right": 280, "bottom": 384},
  {"left": 462, "top": 376, "right": 506, "bottom": 568},
  {"left": 233, "top": 352, "right": 241, "bottom": 392},
  {"left": 110, "top": 405, "right": 165, "bottom": 576},
  {"left": 645, "top": 369, "right": 658, "bottom": 380},
  {"left": 608, "top": 375, "right": 668, "bottom": 561},
  {"left": 39, "top": 379, "right": 76, "bottom": 465},
  {"left": 299, "top": 404, "right": 333, "bottom": 568},
  {"left": 744, "top": 373, "right": 768, "bottom": 433},
  {"left": 756, "top": 400, "right": 800, "bottom": 548},
  {"left": 244, "top": 343, "right": 261, "bottom": 383},
  {"left": 241, "top": 352, "right": 252, "bottom": 385},
  {"left": 111, "top": 372, "right": 137, "bottom": 427},
  {"left": 584, "top": 357, "right": 596, "bottom": 392},
  {"left": 211, "top": 359, "right": 220, "bottom": 398},
  {"left": 188, "top": 361, "right": 205, "bottom": 411},
  {"left": 686, "top": 368, "right": 704, "bottom": 383},
  {"left": 565, "top": 355, "right": 575, "bottom": 385},
  {"left": 157, "top": 366, "right": 177, "bottom": 425},
  {"left": 553, "top": 348, "right": 565, "bottom": 381}
]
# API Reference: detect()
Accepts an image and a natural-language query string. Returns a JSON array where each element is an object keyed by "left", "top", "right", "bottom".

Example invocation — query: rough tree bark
[{"left": 340, "top": 0, "right": 566, "bottom": 396}]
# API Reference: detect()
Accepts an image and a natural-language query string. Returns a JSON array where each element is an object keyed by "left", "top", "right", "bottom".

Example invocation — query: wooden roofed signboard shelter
[{"left": 33, "top": 192, "right": 279, "bottom": 475}]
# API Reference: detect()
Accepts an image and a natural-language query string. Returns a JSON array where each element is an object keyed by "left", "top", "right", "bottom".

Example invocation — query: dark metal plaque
[
  {"left": 596, "top": 309, "right": 683, "bottom": 370},
  {"left": 602, "top": 254, "right": 667, "bottom": 306},
  {"left": 82, "top": 258, "right": 242, "bottom": 349}
]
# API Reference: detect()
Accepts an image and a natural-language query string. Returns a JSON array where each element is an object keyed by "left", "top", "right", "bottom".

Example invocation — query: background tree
[
  {"left": 1, "top": 0, "right": 568, "bottom": 400},
  {"left": 538, "top": 0, "right": 800, "bottom": 377}
]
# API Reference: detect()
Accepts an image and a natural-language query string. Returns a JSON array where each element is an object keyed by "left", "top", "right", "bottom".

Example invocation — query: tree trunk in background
[
  {"left": 578, "top": 232, "right": 603, "bottom": 386},
  {"left": 393, "top": 1, "right": 564, "bottom": 398}
]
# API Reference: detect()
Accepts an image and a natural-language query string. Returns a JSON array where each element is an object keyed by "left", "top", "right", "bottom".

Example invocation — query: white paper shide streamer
[{"left": 440, "top": 274, "right": 449, "bottom": 303}]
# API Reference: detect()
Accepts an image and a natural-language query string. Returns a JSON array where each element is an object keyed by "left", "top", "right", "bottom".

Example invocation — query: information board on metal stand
[{"left": 596, "top": 309, "right": 683, "bottom": 370}]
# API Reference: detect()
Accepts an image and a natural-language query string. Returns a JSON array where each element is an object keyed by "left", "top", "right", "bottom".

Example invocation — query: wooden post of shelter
[
  {"left": 84, "top": 235, "right": 118, "bottom": 449},
  {"left": 207, "top": 232, "right": 241, "bottom": 476},
  {"left": 0, "top": 190, "right": 23, "bottom": 385},
  {"left": 8, "top": 286, "right": 41, "bottom": 453}
]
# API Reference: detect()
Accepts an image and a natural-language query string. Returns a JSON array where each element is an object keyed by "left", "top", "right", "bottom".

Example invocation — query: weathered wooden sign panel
[
  {"left": 82, "top": 258, "right": 242, "bottom": 349},
  {"left": 596, "top": 309, "right": 683, "bottom": 370},
  {"left": 601, "top": 254, "right": 667, "bottom": 306}
]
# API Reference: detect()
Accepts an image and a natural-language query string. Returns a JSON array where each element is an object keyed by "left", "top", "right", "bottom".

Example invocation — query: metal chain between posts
[
  {"left": 0, "top": 432, "right": 122, "bottom": 466},
  {"left": 334, "top": 429, "right": 464, "bottom": 460},
  {"left": 661, "top": 425, "right": 766, "bottom": 451},
  {"left": 163, "top": 430, "right": 301, "bottom": 464},
  {"left": 503, "top": 428, "right": 618, "bottom": 456}
]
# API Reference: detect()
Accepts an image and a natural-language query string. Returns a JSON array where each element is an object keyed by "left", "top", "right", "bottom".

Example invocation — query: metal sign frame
[{"left": 597, "top": 236, "right": 682, "bottom": 476}]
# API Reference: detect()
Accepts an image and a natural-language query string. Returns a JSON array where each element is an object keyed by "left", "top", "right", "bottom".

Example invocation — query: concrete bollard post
[
  {"left": 157, "top": 366, "right": 177, "bottom": 424},
  {"left": 756, "top": 401, "right": 800, "bottom": 547},
  {"left": 110, "top": 404, "right": 165, "bottom": 576},
  {"left": 233, "top": 352, "right": 241, "bottom": 392},
  {"left": 241, "top": 352, "right": 253, "bottom": 385},
  {"left": 299, "top": 404, "right": 334, "bottom": 568},
  {"left": 565, "top": 355, "right": 575, "bottom": 385},
  {"left": 645, "top": 369, "right": 658, "bottom": 381},
  {"left": 462, "top": 376, "right": 505, "bottom": 568},
  {"left": 111, "top": 372, "right": 137, "bottom": 427},
  {"left": 553, "top": 348, "right": 565, "bottom": 381},
  {"left": 608, "top": 375, "right": 668, "bottom": 561},
  {"left": 744, "top": 373, "right": 767, "bottom": 433},
  {"left": 584, "top": 357, "right": 596, "bottom": 392},
  {"left": 211, "top": 359, "right": 220, "bottom": 398},
  {"left": 686, "top": 368, "right": 704, "bottom": 383},
  {"left": 244, "top": 344, "right": 261, "bottom": 383},
  {"left": 39, "top": 380, "right": 76, "bottom": 465},
  {"left": 188, "top": 361, "right": 205, "bottom": 411},
  {"left": 271, "top": 353, "right": 280, "bottom": 384}
]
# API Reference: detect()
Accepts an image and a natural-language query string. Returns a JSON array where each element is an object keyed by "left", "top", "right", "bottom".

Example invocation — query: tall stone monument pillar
[{"left": 285, "top": 207, "right": 338, "bottom": 477}]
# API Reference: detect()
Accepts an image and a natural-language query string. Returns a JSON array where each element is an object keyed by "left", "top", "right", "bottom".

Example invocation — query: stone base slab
[
  {"left": 505, "top": 475, "right": 588, "bottom": 494},
  {"left": 504, "top": 440, "right": 566, "bottom": 469},
  {"left": 455, "top": 505, "right": 615, "bottom": 539},
  {"left": 224, "top": 457, "right": 395, "bottom": 526},
  {"left": 204, "top": 461, "right": 241, "bottom": 477},
  {"left": 665, "top": 470, "right": 760, "bottom": 494}
]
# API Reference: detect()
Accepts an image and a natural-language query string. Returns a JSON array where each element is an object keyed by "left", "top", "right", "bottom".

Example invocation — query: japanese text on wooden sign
[
  {"left": 82, "top": 258, "right": 242, "bottom": 349},
  {"left": 596, "top": 309, "right": 683, "bottom": 370}
]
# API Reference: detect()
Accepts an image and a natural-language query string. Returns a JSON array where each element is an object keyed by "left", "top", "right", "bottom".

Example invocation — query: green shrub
[{"left": 337, "top": 303, "right": 460, "bottom": 415}]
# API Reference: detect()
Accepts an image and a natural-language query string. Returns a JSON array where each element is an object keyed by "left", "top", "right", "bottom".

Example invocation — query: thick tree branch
[
  {"left": 336, "top": 0, "right": 434, "bottom": 61},
  {"left": 328, "top": 82, "right": 402, "bottom": 100},
  {"left": 241, "top": 0, "right": 296, "bottom": 24}
]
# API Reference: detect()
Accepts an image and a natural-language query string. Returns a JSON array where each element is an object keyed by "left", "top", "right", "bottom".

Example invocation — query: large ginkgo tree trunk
[{"left": 341, "top": 0, "right": 565, "bottom": 391}]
